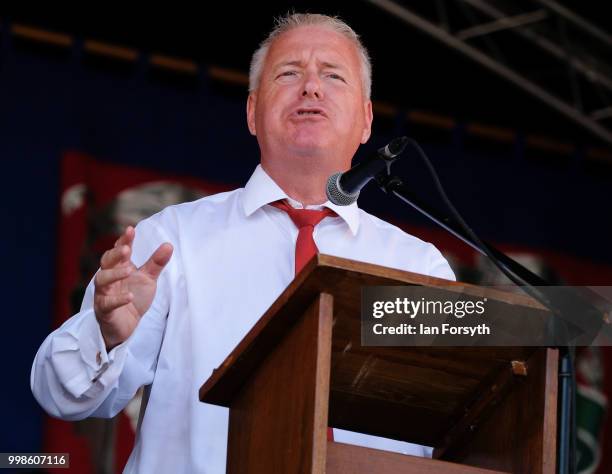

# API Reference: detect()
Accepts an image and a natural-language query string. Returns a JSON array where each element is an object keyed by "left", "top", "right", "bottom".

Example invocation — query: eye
[
  {"left": 326, "top": 73, "right": 346, "bottom": 82},
  {"left": 277, "top": 70, "right": 298, "bottom": 79}
]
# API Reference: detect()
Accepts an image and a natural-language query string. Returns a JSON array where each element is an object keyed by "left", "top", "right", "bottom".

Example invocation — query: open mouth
[{"left": 295, "top": 108, "right": 325, "bottom": 116}]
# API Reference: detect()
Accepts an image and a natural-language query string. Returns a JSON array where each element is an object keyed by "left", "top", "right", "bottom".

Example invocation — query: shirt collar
[{"left": 242, "top": 164, "right": 360, "bottom": 235}]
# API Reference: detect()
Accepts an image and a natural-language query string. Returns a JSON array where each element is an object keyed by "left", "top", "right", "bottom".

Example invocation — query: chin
[
  {"left": 289, "top": 135, "right": 331, "bottom": 155},
  {"left": 289, "top": 144, "right": 328, "bottom": 158}
]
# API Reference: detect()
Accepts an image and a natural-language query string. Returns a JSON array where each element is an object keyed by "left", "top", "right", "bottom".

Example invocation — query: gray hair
[{"left": 249, "top": 13, "right": 372, "bottom": 99}]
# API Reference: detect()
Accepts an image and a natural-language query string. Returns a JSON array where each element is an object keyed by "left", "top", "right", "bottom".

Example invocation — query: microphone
[{"left": 326, "top": 136, "right": 409, "bottom": 206}]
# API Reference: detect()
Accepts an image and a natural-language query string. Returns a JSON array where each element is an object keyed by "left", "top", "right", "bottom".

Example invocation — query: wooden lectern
[{"left": 200, "top": 255, "right": 558, "bottom": 473}]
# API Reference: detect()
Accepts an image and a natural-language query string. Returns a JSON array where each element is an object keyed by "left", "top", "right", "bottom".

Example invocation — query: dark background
[{"left": 1, "top": 0, "right": 611, "bottom": 456}]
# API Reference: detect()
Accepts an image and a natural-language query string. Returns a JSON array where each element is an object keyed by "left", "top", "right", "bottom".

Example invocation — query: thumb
[{"left": 140, "top": 243, "right": 173, "bottom": 279}]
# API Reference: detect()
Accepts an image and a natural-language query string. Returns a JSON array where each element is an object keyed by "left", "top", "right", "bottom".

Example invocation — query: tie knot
[{"left": 270, "top": 200, "right": 336, "bottom": 229}]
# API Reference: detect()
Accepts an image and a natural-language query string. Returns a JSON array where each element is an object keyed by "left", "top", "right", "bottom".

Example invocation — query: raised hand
[{"left": 93, "top": 226, "right": 173, "bottom": 350}]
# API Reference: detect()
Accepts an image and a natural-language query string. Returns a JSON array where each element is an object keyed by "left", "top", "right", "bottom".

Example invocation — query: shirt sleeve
[
  {"left": 30, "top": 216, "right": 175, "bottom": 420},
  {"left": 427, "top": 243, "right": 456, "bottom": 281}
]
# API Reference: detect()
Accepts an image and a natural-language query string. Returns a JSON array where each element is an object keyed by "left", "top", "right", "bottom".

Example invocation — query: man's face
[{"left": 247, "top": 25, "right": 373, "bottom": 171}]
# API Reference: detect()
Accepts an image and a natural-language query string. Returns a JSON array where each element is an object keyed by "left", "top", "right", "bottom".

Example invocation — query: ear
[
  {"left": 246, "top": 93, "right": 257, "bottom": 136},
  {"left": 360, "top": 100, "right": 373, "bottom": 144}
]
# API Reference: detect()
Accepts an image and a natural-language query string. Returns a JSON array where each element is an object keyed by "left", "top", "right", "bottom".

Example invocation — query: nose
[{"left": 301, "top": 71, "right": 323, "bottom": 100}]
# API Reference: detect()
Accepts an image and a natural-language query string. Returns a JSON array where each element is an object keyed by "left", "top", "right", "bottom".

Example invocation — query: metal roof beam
[
  {"left": 461, "top": 0, "right": 612, "bottom": 92},
  {"left": 364, "top": 0, "right": 612, "bottom": 145},
  {"left": 534, "top": 0, "right": 612, "bottom": 48},
  {"left": 456, "top": 10, "right": 548, "bottom": 41}
]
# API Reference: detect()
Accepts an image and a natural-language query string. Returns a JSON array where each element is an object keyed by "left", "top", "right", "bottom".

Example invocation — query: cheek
[
  {"left": 335, "top": 98, "right": 365, "bottom": 130},
  {"left": 257, "top": 92, "right": 288, "bottom": 125}
]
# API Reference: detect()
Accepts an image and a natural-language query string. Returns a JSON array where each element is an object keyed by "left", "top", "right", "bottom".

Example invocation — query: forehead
[{"left": 265, "top": 25, "right": 361, "bottom": 71}]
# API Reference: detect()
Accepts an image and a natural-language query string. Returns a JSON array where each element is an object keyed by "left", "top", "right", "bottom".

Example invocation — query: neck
[{"left": 261, "top": 160, "right": 336, "bottom": 205}]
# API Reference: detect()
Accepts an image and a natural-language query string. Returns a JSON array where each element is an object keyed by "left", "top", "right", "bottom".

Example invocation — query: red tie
[
  {"left": 270, "top": 200, "right": 336, "bottom": 274},
  {"left": 270, "top": 200, "right": 336, "bottom": 441}
]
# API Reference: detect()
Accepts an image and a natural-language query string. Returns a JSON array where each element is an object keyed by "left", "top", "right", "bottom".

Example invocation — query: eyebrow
[
  {"left": 321, "top": 61, "right": 345, "bottom": 70},
  {"left": 274, "top": 60, "right": 347, "bottom": 71},
  {"left": 275, "top": 60, "right": 302, "bottom": 69}
]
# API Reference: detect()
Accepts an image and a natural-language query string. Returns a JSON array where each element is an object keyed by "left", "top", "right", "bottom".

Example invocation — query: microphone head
[{"left": 326, "top": 172, "right": 359, "bottom": 206}]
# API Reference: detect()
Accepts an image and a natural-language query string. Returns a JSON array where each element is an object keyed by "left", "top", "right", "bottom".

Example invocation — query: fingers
[
  {"left": 94, "top": 266, "right": 133, "bottom": 289},
  {"left": 100, "top": 244, "right": 131, "bottom": 269},
  {"left": 140, "top": 243, "right": 173, "bottom": 280},
  {"left": 102, "top": 226, "right": 135, "bottom": 269},
  {"left": 102, "top": 223, "right": 172, "bottom": 280},
  {"left": 114, "top": 225, "right": 135, "bottom": 248},
  {"left": 95, "top": 292, "right": 133, "bottom": 315}
]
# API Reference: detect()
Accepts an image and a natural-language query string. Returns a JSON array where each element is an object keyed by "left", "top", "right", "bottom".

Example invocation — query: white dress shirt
[{"left": 31, "top": 164, "right": 455, "bottom": 473}]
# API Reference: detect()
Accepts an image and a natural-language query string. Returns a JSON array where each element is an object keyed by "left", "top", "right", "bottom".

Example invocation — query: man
[{"left": 32, "top": 13, "right": 454, "bottom": 473}]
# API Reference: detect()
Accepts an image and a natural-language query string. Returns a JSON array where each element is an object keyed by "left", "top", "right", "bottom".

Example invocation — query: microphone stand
[{"left": 374, "top": 169, "right": 606, "bottom": 474}]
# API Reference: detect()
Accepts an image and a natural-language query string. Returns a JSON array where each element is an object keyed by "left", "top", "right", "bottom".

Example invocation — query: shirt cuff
[{"left": 50, "top": 309, "right": 128, "bottom": 399}]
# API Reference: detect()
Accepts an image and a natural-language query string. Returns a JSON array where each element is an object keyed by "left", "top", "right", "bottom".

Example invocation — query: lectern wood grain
[
  {"left": 225, "top": 293, "right": 333, "bottom": 474},
  {"left": 439, "top": 348, "right": 558, "bottom": 473},
  {"left": 200, "top": 255, "right": 558, "bottom": 474},
  {"left": 327, "top": 442, "right": 508, "bottom": 474}
]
